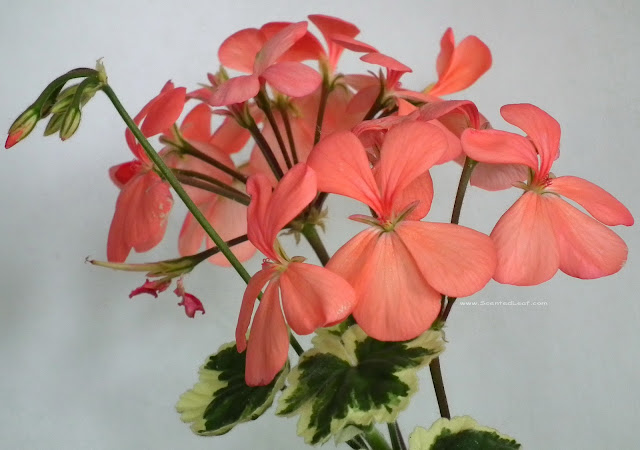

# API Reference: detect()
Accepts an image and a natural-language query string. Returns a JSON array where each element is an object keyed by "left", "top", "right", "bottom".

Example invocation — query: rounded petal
[
  {"left": 350, "top": 231, "right": 441, "bottom": 341},
  {"left": 469, "top": 161, "right": 529, "bottom": 191},
  {"left": 461, "top": 128, "right": 538, "bottom": 170},
  {"left": 329, "top": 34, "right": 377, "bottom": 53},
  {"left": 490, "top": 191, "right": 560, "bottom": 286},
  {"left": 327, "top": 228, "right": 440, "bottom": 341},
  {"left": 139, "top": 87, "right": 186, "bottom": 137},
  {"left": 210, "top": 75, "right": 260, "bottom": 106},
  {"left": 346, "top": 84, "right": 379, "bottom": 115},
  {"left": 361, "top": 52, "right": 412, "bottom": 73},
  {"left": 261, "top": 22, "right": 325, "bottom": 63},
  {"left": 393, "top": 172, "right": 433, "bottom": 221},
  {"left": 236, "top": 267, "right": 277, "bottom": 352},
  {"left": 547, "top": 176, "right": 634, "bottom": 226},
  {"left": 244, "top": 280, "right": 289, "bottom": 386},
  {"left": 279, "top": 262, "right": 356, "bottom": 335},
  {"left": 206, "top": 195, "right": 256, "bottom": 266},
  {"left": 209, "top": 116, "right": 252, "bottom": 154},
  {"left": 254, "top": 22, "right": 308, "bottom": 74},
  {"left": 219, "top": 28, "right": 265, "bottom": 73},
  {"left": 429, "top": 34, "right": 492, "bottom": 97},
  {"left": 261, "top": 62, "right": 322, "bottom": 98},
  {"left": 179, "top": 103, "right": 212, "bottom": 142},
  {"left": 417, "top": 100, "right": 481, "bottom": 130},
  {"left": 246, "top": 172, "right": 276, "bottom": 258},
  {"left": 246, "top": 164, "right": 317, "bottom": 257},
  {"left": 308, "top": 14, "right": 361, "bottom": 69},
  {"left": 435, "top": 28, "right": 454, "bottom": 80},
  {"left": 307, "top": 131, "right": 382, "bottom": 213},
  {"left": 308, "top": 14, "right": 360, "bottom": 42},
  {"left": 397, "top": 221, "right": 496, "bottom": 298},
  {"left": 107, "top": 172, "right": 173, "bottom": 262},
  {"left": 378, "top": 121, "right": 447, "bottom": 212},
  {"left": 109, "top": 160, "right": 144, "bottom": 188},
  {"left": 546, "top": 195, "right": 629, "bottom": 279},
  {"left": 500, "top": 103, "right": 560, "bottom": 176}
]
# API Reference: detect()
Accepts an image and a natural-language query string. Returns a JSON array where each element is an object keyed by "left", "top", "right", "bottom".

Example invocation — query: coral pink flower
[
  {"left": 308, "top": 122, "right": 496, "bottom": 341},
  {"left": 427, "top": 28, "right": 492, "bottom": 97},
  {"left": 461, "top": 103, "right": 634, "bottom": 285},
  {"left": 107, "top": 82, "right": 186, "bottom": 262},
  {"left": 236, "top": 163, "right": 356, "bottom": 386},
  {"left": 211, "top": 22, "right": 322, "bottom": 106},
  {"left": 308, "top": 14, "right": 376, "bottom": 73}
]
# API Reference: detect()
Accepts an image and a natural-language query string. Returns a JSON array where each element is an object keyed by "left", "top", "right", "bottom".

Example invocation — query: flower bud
[
  {"left": 43, "top": 112, "right": 65, "bottom": 136},
  {"left": 59, "top": 106, "right": 81, "bottom": 141},
  {"left": 5, "top": 107, "right": 39, "bottom": 148}
]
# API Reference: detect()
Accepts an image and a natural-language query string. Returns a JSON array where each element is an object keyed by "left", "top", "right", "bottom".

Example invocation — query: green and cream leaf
[
  {"left": 277, "top": 325, "right": 444, "bottom": 445},
  {"left": 409, "top": 416, "right": 521, "bottom": 449},
  {"left": 176, "top": 342, "right": 288, "bottom": 436}
]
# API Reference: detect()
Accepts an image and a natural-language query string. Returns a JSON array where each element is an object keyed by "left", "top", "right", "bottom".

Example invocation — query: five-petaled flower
[
  {"left": 461, "top": 103, "right": 634, "bottom": 285},
  {"left": 308, "top": 121, "right": 497, "bottom": 341},
  {"left": 236, "top": 163, "right": 356, "bottom": 386}
]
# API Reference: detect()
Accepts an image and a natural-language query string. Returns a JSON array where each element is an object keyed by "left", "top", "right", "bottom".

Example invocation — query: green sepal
[
  {"left": 408, "top": 416, "right": 521, "bottom": 450},
  {"left": 277, "top": 324, "right": 445, "bottom": 445},
  {"left": 176, "top": 342, "right": 289, "bottom": 436}
]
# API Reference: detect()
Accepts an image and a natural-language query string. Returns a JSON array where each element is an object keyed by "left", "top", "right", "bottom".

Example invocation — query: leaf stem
[
  {"left": 429, "top": 358, "right": 451, "bottom": 419},
  {"left": 387, "top": 423, "right": 403, "bottom": 450},
  {"left": 363, "top": 428, "right": 392, "bottom": 450}
]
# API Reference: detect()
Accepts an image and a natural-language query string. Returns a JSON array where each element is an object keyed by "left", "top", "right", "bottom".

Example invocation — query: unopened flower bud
[
  {"left": 43, "top": 112, "right": 65, "bottom": 136},
  {"left": 59, "top": 107, "right": 81, "bottom": 141},
  {"left": 5, "top": 107, "right": 39, "bottom": 149}
]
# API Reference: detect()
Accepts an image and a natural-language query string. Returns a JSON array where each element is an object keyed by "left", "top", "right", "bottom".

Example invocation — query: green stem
[
  {"left": 101, "top": 84, "right": 305, "bottom": 358},
  {"left": 90, "top": 235, "right": 249, "bottom": 272},
  {"left": 387, "top": 423, "right": 401, "bottom": 450},
  {"left": 257, "top": 90, "right": 292, "bottom": 169},
  {"left": 37, "top": 68, "right": 99, "bottom": 114},
  {"left": 393, "top": 422, "right": 407, "bottom": 450},
  {"left": 429, "top": 358, "right": 451, "bottom": 419},
  {"left": 363, "top": 428, "right": 392, "bottom": 450},
  {"left": 301, "top": 223, "right": 330, "bottom": 266}
]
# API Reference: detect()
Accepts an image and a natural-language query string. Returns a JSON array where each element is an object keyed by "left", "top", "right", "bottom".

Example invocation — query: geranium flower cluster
[
  {"left": 5, "top": 15, "right": 633, "bottom": 445},
  {"left": 67, "top": 15, "right": 632, "bottom": 385}
]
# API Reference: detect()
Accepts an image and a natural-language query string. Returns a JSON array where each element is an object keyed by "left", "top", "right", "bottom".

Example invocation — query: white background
[{"left": 1, "top": 1, "right": 638, "bottom": 449}]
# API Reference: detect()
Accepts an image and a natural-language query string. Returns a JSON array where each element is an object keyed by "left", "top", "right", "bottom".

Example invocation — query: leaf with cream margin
[
  {"left": 277, "top": 325, "right": 444, "bottom": 445},
  {"left": 176, "top": 342, "right": 288, "bottom": 436},
  {"left": 409, "top": 416, "right": 520, "bottom": 450}
]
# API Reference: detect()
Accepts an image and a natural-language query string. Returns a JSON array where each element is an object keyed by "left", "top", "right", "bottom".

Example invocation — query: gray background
[{"left": 1, "top": 1, "right": 638, "bottom": 448}]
